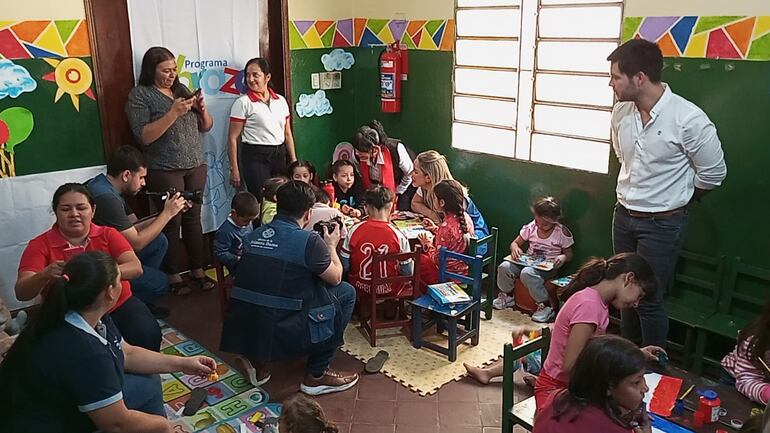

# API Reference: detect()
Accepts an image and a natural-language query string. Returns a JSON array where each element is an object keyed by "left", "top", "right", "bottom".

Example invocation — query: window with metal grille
[{"left": 452, "top": 0, "right": 623, "bottom": 174}]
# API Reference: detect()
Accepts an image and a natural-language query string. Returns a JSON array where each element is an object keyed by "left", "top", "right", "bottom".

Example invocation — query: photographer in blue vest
[{"left": 220, "top": 181, "right": 358, "bottom": 396}]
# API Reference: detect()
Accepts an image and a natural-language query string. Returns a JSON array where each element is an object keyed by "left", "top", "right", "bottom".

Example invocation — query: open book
[
  {"left": 503, "top": 254, "right": 555, "bottom": 271},
  {"left": 428, "top": 282, "right": 471, "bottom": 305}
]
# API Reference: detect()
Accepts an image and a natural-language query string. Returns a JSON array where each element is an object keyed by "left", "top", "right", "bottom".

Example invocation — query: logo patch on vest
[{"left": 263, "top": 228, "right": 275, "bottom": 238}]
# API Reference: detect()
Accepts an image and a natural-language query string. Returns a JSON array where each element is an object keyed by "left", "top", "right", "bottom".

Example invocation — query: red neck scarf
[{"left": 359, "top": 145, "right": 396, "bottom": 192}]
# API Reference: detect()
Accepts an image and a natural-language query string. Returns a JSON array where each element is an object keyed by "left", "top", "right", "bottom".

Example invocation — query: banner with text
[{"left": 127, "top": 0, "right": 260, "bottom": 233}]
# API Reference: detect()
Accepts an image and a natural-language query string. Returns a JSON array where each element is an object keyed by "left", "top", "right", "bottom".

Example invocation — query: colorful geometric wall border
[
  {"left": 623, "top": 16, "right": 770, "bottom": 60},
  {"left": 289, "top": 18, "right": 455, "bottom": 51},
  {"left": 0, "top": 20, "right": 91, "bottom": 60}
]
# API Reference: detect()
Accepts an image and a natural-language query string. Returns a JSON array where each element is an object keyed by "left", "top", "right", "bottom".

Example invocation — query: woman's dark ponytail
[
  {"left": 561, "top": 253, "right": 656, "bottom": 301},
  {"left": 0, "top": 251, "right": 118, "bottom": 417}
]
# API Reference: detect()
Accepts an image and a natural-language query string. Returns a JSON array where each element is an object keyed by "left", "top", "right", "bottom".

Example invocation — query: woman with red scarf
[
  {"left": 228, "top": 58, "right": 297, "bottom": 200},
  {"left": 352, "top": 120, "right": 417, "bottom": 210}
]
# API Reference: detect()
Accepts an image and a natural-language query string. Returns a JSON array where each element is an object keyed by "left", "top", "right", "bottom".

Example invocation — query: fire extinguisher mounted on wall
[{"left": 380, "top": 42, "right": 409, "bottom": 113}]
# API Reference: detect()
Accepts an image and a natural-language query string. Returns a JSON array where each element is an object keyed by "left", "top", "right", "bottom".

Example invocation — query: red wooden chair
[
  {"left": 214, "top": 260, "right": 233, "bottom": 318},
  {"left": 359, "top": 247, "right": 421, "bottom": 347}
]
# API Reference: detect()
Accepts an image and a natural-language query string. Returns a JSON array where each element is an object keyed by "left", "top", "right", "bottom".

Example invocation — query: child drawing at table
[
  {"left": 331, "top": 159, "right": 365, "bottom": 218},
  {"left": 494, "top": 197, "right": 574, "bottom": 323},
  {"left": 341, "top": 186, "right": 412, "bottom": 299},
  {"left": 722, "top": 297, "right": 770, "bottom": 405},
  {"left": 417, "top": 179, "right": 475, "bottom": 288},
  {"left": 466, "top": 253, "right": 664, "bottom": 415}
]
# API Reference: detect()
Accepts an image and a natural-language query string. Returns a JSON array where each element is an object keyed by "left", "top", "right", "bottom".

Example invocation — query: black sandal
[
  {"left": 365, "top": 350, "right": 389, "bottom": 374},
  {"left": 192, "top": 276, "right": 216, "bottom": 291}
]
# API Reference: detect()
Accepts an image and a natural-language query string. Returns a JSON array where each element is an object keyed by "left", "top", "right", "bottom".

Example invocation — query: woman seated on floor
[
  {"left": 534, "top": 334, "right": 651, "bottom": 433},
  {"left": 0, "top": 251, "right": 215, "bottom": 433},
  {"left": 15, "top": 183, "right": 160, "bottom": 351}
]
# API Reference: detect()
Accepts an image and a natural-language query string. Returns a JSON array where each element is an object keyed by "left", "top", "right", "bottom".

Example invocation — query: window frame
[{"left": 451, "top": 0, "right": 625, "bottom": 174}]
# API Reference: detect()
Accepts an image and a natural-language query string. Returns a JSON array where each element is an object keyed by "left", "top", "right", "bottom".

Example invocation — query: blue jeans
[
  {"left": 124, "top": 373, "right": 165, "bottom": 416},
  {"left": 307, "top": 281, "right": 356, "bottom": 376},
  {"left": 613, "top": 204, "right": 689, "bottom": 348},
  {"left": 131, "top": 234, "right": 170, "bottom": 304}
]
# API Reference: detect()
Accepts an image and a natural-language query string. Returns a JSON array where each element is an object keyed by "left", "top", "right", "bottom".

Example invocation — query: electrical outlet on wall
[
  {"left": 311, "top": 73, "right": 320, "bottom": 89},
  {"left": 319, "top": 72, "right": 342, "bottom": 90}
]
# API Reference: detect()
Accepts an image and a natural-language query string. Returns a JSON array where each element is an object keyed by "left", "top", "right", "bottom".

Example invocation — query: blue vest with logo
[{"left": 220, "top": 216, "right": 343, "bottom": 361}]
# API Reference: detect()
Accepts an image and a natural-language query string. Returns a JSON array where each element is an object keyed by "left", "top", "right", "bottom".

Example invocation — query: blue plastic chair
[{"left": 410, "top": 247, "right": 484, "bottom": 362}]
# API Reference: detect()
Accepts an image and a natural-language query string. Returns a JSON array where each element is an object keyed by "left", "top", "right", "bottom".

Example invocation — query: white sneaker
[
  {"left": 532, "top": 303, "right": 555, "bottom": 323},
  {"left": 493, "top": 292, "right": 515, "bottom": 310}
]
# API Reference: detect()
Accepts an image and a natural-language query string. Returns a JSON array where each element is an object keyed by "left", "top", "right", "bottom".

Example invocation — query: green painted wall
[
  {"left": 0, "top": 58, "right": 104, "bottom": 176},
  {"left": 290, "top": 49, "right": 356, "bottom": 177},
  {"left": 290, "top": 48, "right": 770, "bottom": 277}
]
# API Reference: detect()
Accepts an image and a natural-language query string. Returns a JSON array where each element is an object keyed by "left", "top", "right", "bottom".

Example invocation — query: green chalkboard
[{"left": 0, "top": 57, "right": 104, "bottom": 177}]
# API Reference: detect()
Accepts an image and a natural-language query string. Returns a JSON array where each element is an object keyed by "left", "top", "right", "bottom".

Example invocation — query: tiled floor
[{"left": 158, "top": 286, "right": 531, "bottom": 433}]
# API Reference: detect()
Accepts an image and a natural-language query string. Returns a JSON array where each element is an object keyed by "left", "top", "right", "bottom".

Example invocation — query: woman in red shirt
[
  {"left": 534, "top": 334, "right": 651, "bottom": 433},
  {"left": 15, "top": 183, "right": 160, "bottom": 350}
]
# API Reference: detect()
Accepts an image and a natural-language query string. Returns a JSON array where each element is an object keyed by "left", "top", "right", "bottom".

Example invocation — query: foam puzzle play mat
[{"left": 158, "top": 322, "right": 281, "bottom": 433}]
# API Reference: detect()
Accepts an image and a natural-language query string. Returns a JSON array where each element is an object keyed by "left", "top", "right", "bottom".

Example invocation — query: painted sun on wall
[
  {"left": 0, "top": 20, "right": 103, "bottom": 178},
  {"left": 624, "top": 16, "right": 770, "bottom": 60}
]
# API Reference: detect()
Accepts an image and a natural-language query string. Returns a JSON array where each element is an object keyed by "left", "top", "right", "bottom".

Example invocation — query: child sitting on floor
[
  {"left": 417, "top": 179, "right": 476, "bottom": 288},
  {"left": 331, "top": 159, "right": 365, "bottom": 218},
  {"left": 260, "top": 176, "right": 288, "bottom": 225},
  {"left": 466, "top": 253, "right": 664, "bottom": 415},
  {"left": 289, "top": 159, "right": 318, "bottom": 186},
  {"left": 213, "top": 191, "right": 259, "bottom": 273},
  {"left": 722, "top": 297, "right": 770, "bottom": 405},
  {"left": 280, "top": 393, "right": 338, "bottom": 433},
  {"left": 341, "top": 186, "right": 412, "bottom": 299},
  {"left": 494, "top": 196, "right": 574, "bottom": 323},
  {"left": 304, "top": 186, "right": 348, "bottom": 239}
]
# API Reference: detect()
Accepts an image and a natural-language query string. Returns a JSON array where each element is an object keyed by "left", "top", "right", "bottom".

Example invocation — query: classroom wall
[
  {"left": 287, "top": 1, "right": 770, "bottom": 277},
  {"left": 1, "top": 0, "right": 106, "bottom": 310}
]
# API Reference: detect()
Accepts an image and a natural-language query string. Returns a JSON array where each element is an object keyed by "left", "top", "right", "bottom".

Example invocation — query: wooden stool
[{"left": 513, "top": 279, "right": 560, "bottom": 314}]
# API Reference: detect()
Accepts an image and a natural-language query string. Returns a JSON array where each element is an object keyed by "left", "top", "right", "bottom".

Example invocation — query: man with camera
[
  {"left": 220, "top": 181, "right": 359, "bottom": 396},
  {"left": 86, "top": 145, "right": 187, "bottom": 318}
]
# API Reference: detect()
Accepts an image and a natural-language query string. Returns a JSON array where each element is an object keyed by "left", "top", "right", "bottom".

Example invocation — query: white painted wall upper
[
  {"left": 625, "top": 0, "right": 770, "bottom": 17},
  {"left": 288, "top": 0, "right": 351, "bottom": 20},
  {"left": 288, "top": 0, "right": 769, "bottom": 20},
  {"left": 2, "top": 0, "right": 85, "bottom": 20}
]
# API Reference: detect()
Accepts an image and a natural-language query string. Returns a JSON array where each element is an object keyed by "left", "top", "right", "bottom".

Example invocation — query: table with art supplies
[
  {"left": 643, "top": 362, "right": 762, "bottom": 433},
  {"left": 390, "top": 210, "right": 434, "bottom": 242}
]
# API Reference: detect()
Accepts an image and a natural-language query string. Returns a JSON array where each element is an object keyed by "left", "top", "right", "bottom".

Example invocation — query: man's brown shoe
[{"left": 300, "top": 368, "right": 359, "bottom": 396}]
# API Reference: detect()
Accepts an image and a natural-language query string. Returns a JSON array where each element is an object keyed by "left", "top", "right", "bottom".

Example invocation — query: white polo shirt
[
  {"left": 230, "top": 89, "right": 290, "bottom": 146},
  {"left": 611, "top": 84, "right": 727, "bottom": 212}
]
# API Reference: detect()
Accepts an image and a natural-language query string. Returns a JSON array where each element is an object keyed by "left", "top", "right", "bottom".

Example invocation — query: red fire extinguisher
[{"left": 380, "top": 43, "right": 408, "bottom": 113}]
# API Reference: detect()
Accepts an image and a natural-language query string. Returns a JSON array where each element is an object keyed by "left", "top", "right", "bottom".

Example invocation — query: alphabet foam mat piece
[
  {"left": 158, "top": 322, "right": 281, "bottom": 433},
  {"left": 341, "top": 309, "right": 536, "bottom": 395}
]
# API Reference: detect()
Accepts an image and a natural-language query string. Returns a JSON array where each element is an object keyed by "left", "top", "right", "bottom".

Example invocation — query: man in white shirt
[{"left": 607, "top": 39, "right": 727, "bottom": 348}]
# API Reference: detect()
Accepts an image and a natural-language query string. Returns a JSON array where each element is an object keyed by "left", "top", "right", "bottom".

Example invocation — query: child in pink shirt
[
  {"left": 535, "top": 253, "right": 664, "bottom": 412},
  {"left": 466, "top": 253, "right": 664, "bottom": 411},
  {"left": 721, "top": 298, "right": 770, "bottom": 405},
  {"left": 495, "top": 197, "right": 574, "bottom": 323}
]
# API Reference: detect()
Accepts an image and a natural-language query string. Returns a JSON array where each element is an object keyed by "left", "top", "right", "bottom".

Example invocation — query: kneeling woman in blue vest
[{"left": 0, "top": 251, "right": 216, "bottom": 433}]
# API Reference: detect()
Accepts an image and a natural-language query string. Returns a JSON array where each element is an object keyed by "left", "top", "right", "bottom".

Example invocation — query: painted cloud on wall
[
  {"left": 295, "top": 90, "right": 333, "bottom": 117},
  {"left": 0, "top": 60, "right": 37, "bottom": 100},
  {"left": 321, "top": 49, "right": 355, "bottom": 72}
]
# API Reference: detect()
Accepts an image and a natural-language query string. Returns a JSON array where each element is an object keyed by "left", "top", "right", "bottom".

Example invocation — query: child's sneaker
[
  {"left": 532, "top": 303, "right": 555, "bottom": 323},
  {"left": 493, "top": 292, "right": 515, "bottom": 310}
]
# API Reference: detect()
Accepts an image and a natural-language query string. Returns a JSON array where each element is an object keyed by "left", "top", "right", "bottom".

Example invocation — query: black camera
[
  {"left": 313, "top": 216, "right": 343, "bottom": 238},
  {"left": 146, "top": 188, "right": 204, "bottom": 204}
]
